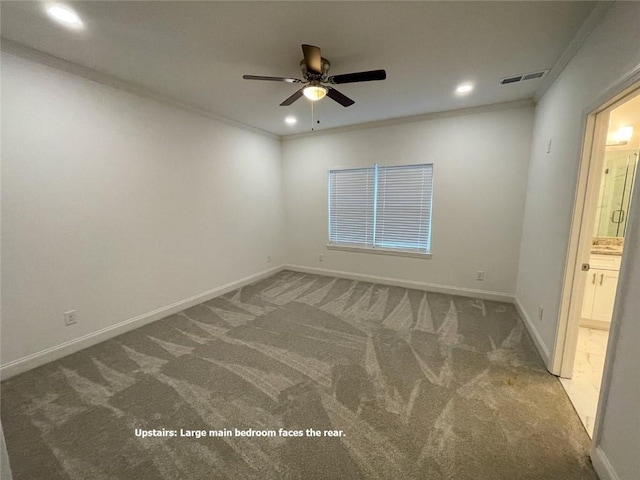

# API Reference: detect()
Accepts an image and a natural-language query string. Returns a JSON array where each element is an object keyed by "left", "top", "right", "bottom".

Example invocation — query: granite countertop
[
  {"left": 591, "top": 236, "right": 624, "bottom": 256},
  {"left": 591, "top": 245, "right": 623, "bottom": 256}
]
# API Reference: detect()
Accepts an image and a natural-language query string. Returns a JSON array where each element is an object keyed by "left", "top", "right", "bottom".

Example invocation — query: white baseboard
[
  {"left": 1, "top": 265, "right": 553, "bottom": 381},
  {"left": 590, "top": 445, "right": 621, "bottom": 480},
  {"left": 284, "top": 264, "right": 515, "bottom": 302},
  {"left": 0, "top": 266, "right": 285, "bottom": 381},
  {"left": 286, "top": 266, "right": 553, "bottom": 372},
  {"left": 513, "top": 296, "right": 551, "bottom": 368},
  {"left": 287, "top": 267, "right": 555, "bottom": 369}
]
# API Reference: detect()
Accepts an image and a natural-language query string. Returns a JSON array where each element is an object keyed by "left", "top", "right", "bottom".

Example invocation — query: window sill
[{"left": 326, "top": 243, "right": 432, "bottom": 259}]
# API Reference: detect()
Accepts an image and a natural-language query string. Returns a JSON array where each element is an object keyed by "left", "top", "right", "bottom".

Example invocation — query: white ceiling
[{"left": 1, "top": 1, "right": 598, "bottom": 136}]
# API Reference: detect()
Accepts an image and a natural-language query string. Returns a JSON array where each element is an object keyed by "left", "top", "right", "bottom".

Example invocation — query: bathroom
[{"left": 560, "top": 92, "right": 640, "bottom": 436}]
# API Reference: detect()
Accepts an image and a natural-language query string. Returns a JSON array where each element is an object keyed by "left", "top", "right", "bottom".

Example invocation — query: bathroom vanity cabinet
[{"left": 581, "top": 254, "right": 621, "bottom": 330}]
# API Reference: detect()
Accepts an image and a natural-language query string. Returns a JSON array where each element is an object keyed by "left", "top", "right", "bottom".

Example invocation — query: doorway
[{"left": 555, "top": 85, "right": 640, "bottom": 437}]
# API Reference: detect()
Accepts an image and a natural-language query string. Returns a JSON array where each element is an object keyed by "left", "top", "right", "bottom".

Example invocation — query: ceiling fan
[{"left": 243, "top": 44, "right": 386, "bottom": 107}]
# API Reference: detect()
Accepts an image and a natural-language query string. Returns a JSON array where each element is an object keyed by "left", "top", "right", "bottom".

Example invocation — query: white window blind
[
  {"left": 328, "top": 167, "right": 375, "bottom": 247},
  {"left": 328, "top": 163, "right": 433, "bottom": 254},
  {"left": 375, "top": 164, "right": 433, "bottom": 252}
]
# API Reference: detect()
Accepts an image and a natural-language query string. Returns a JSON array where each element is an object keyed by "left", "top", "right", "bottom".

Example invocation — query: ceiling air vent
[
  {"left": 499, "top": 69, "right": 548, "bottom": 85},
  {"left": 522, "top": 71, "right": 547, "bottom": 81},
  {"left": 500, "top": 75, "right": 523, "bottom": 85}
]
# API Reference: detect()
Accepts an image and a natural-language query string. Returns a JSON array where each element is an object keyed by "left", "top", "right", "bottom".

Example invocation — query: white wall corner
[
  {"left": 513, "top": 296, "right": 551, "bottom": 369},
  {"left": 0, "top": 265, "right": 286, "bottom": 381},
  {"left": 590, "top": 445, "right": 621, "bottom": 480}
]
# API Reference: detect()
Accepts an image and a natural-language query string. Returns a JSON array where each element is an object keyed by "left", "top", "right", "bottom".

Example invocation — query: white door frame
[{"left": 552, "top": 78, "right": 640, "bottom": 378}]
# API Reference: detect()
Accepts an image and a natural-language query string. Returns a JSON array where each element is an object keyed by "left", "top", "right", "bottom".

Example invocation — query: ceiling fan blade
[
  {"left": 326, "top": 87, "right": 355, "bottom": 107},
  {"left": 280, "top": 88, "right": 305, "bottom": 106},
  {"left": 302, "top": 44, "right": 322, "bottom": 75},
  {"left": 243, "top": 75, "right": 303, "bottom": 83},
  {"left": 329, "top": 69, "right": 387, "bottom": 84}
]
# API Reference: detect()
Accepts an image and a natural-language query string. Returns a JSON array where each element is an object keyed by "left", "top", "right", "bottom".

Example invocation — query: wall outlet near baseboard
[
  {"left": 267, "top": 255, "right": 272, "bottom": 263},
  {"left": 64, "top": 310, "right": 77, "bottom": 326},
  {"left": 538, "top": 306, "right": 544, "bottom": 322},
  {"left": 476, "top": 271, "right": 484, "bottom": 281},
  {"left": 319, "top": 254, "right": 324, "bottom": 263}
]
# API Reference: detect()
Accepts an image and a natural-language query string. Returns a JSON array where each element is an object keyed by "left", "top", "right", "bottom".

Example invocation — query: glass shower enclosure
[{"left": 594, "top": 150, "right": 639, "bottom": 238}]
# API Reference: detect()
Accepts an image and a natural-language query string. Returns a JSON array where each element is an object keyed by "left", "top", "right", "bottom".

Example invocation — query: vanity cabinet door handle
[
  {"left": 592, "top": 273, "right": 596, "bottom": 285},
  {"left": 600, "top": 274, "right": 604, "bottom": 286}
]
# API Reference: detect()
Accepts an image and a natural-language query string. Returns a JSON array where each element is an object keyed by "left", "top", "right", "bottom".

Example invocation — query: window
[{"left": 328, "top": 163, "right": 433, "bottom": 255}]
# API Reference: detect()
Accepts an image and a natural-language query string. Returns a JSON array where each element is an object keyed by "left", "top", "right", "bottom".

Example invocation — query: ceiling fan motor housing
[{"left": 300, "top": 58, "right": 331, "bottom": 81}]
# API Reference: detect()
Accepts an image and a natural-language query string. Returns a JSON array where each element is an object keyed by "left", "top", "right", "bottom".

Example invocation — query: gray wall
[
  {"left": 516, "top": 0, "right": 640, "bottom": 363},
  {"left": 515, "top": 2, "right": 640, "bottom": 479},
  {"left": 282, "top": 104, "right": 533, "bottom": 296},
  {"left": 1, "top": 53, "right": 285, "bottom": 368}
]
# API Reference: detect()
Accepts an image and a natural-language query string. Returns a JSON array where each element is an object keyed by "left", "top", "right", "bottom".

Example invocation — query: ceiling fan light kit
[
  {"left": 243, "top": 44, "right": 387, "bottom": 108},
  {"left": 303, "top": 85, "right": 327, "bottom": 101}
]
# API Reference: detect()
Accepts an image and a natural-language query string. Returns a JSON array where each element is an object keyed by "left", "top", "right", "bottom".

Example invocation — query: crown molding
[
  {"left": 1, "top": 39, "right": 279, "bottom": 141},
  {"left": 534, "top": 1, "right": 614, "bottom": 102},
  {"left": 281, "top": 99, "right": 534, "bottom": 142}
]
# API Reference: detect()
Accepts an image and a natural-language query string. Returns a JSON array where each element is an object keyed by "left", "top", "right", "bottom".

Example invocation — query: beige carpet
[{"left": 1, "top": 270, "right": 597, "bottom": 479}]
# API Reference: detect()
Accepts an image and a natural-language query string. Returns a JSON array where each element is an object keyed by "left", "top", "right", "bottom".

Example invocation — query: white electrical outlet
[
  {"left": 319, "top": 254, "right": 324, "bottom": 263},
  {"left": 476, "top": 271, "right": 484, "bottom": 281},
  {"left": 64, "top": 310, "right": 77, "bottom": 326},
  {"left": 267, "top": 255, "right": 272, "bottom": 263},
  {"left": 538, "top": 306, "right": 544, "bottom": 322}
]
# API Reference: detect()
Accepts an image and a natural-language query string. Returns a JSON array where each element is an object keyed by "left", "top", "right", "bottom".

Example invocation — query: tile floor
[{"left": 559, "top": 326, "right": 609, "bottom": 437}]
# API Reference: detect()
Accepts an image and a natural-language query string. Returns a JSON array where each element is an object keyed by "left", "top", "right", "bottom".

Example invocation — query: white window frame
[{"left": 327, "top": 163, "right": 433, "bottom": 259}]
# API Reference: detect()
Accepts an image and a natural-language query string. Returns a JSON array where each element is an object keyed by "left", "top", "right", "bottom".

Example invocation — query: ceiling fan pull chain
[{"left": 311, "top": 100, "right": 314, "bottom": 131}]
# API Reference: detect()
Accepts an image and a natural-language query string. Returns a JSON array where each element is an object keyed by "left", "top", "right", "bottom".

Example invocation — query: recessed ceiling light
[
  {"left": 455, "top": 83, "right": 474, "bottom": 95},
  {"left": 46, "top": 4, "right": 83, "bottom": 29},
  {"left": 285, "top": 116, "right": 297, "bottom": 126}
]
